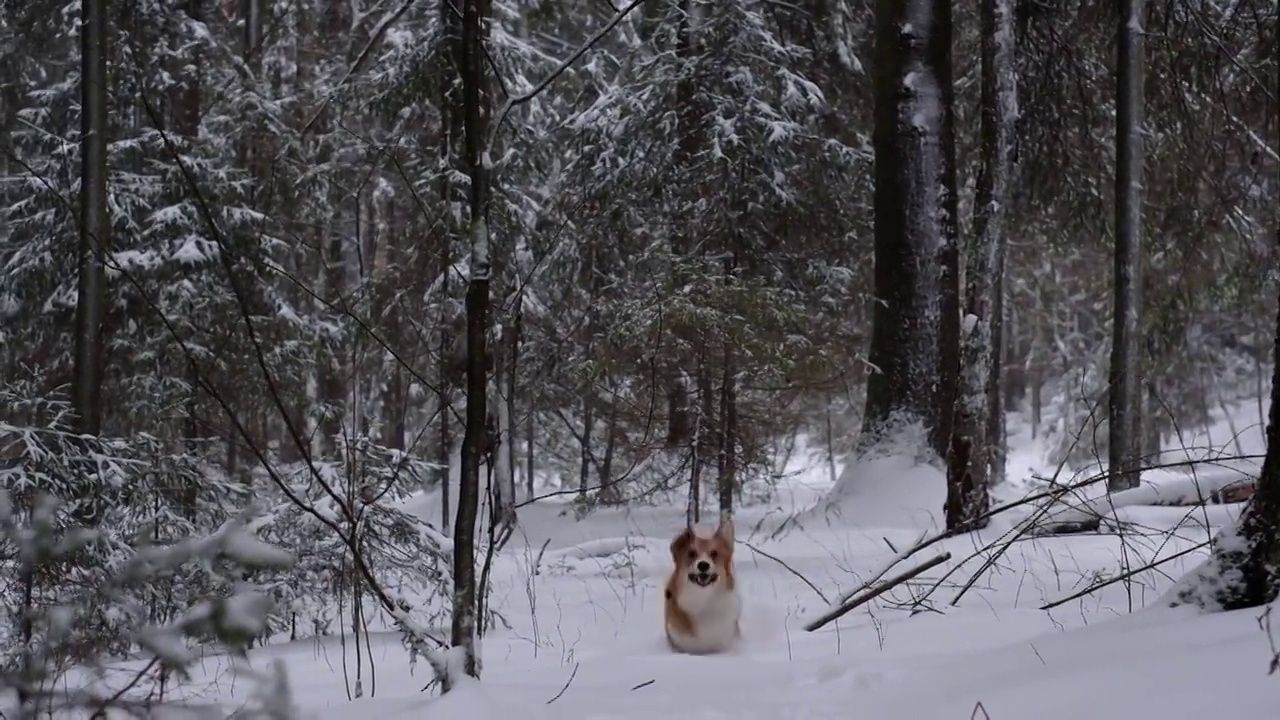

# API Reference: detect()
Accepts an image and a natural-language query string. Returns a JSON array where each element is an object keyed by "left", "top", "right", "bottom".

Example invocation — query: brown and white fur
[{"left": 664, "top": 519, "right": 741, "bottom": 655}]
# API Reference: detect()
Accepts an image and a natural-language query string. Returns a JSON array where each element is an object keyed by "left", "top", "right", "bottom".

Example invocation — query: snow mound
[{"left": 814, "top": 451, "right": 946, "bottom": 531}]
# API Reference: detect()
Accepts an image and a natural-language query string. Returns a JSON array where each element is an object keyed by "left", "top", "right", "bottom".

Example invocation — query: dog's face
[{"left": 670, "top": 519, "right": 735, "bottom": 588}]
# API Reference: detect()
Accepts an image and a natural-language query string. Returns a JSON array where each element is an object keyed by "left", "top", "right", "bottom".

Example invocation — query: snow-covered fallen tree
[{"left": 1034, "top": 465, "right": 1259, "bottom": 535}]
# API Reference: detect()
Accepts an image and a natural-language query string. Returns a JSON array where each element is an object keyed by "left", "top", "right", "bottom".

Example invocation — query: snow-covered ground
[{"left": 111, "top": 403, "right": 1280, "bottom": 717}]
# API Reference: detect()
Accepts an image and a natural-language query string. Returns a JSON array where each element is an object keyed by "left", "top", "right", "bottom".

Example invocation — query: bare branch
[
  {"left": 485, "top": 0, "right": 651, "bottom": 150},
  {"left": 803, "top": 553, "right": 952, "bottom": 633}
]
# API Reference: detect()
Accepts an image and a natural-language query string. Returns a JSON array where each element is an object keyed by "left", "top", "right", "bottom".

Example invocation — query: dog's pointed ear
[
  {"left": 715, "top": 516, "right": 735, "bottom": 545},
  {"left": 670, "top": 526, "right": 694, "bottom": 561}
]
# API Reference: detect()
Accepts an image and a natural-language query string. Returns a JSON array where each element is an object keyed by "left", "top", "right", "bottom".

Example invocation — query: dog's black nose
[{"left": 696, "top": 560, "right": 711, "bottom": 573}]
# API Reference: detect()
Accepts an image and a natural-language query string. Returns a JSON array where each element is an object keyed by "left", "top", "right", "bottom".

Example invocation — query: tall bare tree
[
  {"left": 446, "top": 0, "right": 491, "bottom": 691},
  {"left": 945, "top": 0, "right": 1018, "bottom": 531},
  {"left": 863, "top": 0, "right": 960, "bottom": 459},
  {"left": 73, "top": 0, "right": 109, "bottom": 439},
  {"left": 1107, "top": 0, "right": 1145, "bottom": 492}
]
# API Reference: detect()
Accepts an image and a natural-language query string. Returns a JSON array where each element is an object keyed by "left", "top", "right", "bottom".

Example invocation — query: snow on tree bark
[
  {"left": 491, "top": 321, "right": 517, "bottom": 527},
  {"left": 862, "top": 0, "right": 960, "bottom": 460},
  {"left": 945, "top": 0, "right": 1017, "bottom": 531},
  {"left": 1107, "top": 0, "right": 1146, "bottom": 492}
]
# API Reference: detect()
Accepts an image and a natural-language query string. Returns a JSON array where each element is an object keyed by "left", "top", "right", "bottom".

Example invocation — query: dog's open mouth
[{"left": 688, "top": 572, "right": 718, "bottom": 587}]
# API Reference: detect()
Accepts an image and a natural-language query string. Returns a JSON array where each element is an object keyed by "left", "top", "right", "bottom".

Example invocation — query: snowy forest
[{"left": 1, "top": 0, "right": 1278, "bottom": 716}]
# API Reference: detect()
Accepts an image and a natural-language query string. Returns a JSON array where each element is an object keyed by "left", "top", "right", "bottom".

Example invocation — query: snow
[{"left": 58, "top": 401, "right": 1280, "bottom": 718}]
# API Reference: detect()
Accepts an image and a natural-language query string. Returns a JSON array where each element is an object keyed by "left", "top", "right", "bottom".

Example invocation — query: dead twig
[
  {"left": 1258, "top": 606, "right": 1278, "bottom": 675},
  {"left": 533, "top": 537, "right": 552, "bottom": 575},
  {"left": 740, "top": 540, "right": 829, "bottom": 604},
  {"left": 1038, "top": 540, "right": 1210, "bottom": 611},
  {"left": 804, "top": 553, "right": 952, "bottom": 632},
  {"left": 545, "top": 663, "right": 579, "bottom": 704}
]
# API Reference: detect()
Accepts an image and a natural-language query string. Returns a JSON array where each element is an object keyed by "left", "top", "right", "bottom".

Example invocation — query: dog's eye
[
  {"left": 708, "top": 550, "right": 719, "bottom": 560},
  {"left": 686, "top": 550, "right": 697, "bottom": 561}
]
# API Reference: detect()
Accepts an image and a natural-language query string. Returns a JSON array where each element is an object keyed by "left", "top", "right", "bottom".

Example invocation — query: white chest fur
[{"left": 668, "top": 584, "right": 741, "bottom": 655}]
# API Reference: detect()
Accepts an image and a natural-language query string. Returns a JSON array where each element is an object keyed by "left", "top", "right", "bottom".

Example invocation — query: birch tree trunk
[
  {"left": 1107, "top": 0, "right": 1146, "bottom": 492},
  {"left": 490, "top": 324, "right": 517, "bottom": 525},
  {"left": 945, "top": 0, "right": 1017, "bottom": 531}
]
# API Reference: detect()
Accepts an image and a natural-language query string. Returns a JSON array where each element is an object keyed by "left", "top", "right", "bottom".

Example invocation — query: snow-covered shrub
[
  {"left": 0, "top": 382, "right": 296, "bottom": 716},
  {"left": 250, "top": 435, "right": 452, "bottom": 644}
]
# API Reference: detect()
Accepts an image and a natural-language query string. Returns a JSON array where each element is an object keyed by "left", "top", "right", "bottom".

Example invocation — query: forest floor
[{"left": 125, "top": 404, "right": 1280, "bottom": 718}]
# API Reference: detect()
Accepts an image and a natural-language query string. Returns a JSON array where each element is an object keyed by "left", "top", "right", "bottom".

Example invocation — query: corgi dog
[{"left": 664, "top": 518, "right": 741, "bottom": 655}]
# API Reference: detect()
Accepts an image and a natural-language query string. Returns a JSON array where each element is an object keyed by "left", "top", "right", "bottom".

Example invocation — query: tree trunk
[
  {"left": 1107, "top": 0, "right": 1145, "bottom": 492},
  {"left": 717, "top": 334, "right": 737, "bottom": 523},
  {"left": 945, "top": 0, "right": 1015, "bottom": 532},
  {"left": 490, "top": 325, "right": 516, "bottom": 525},
  {"left": 1172, "top": 226, "right": 1280, "bottom": 611},
  {"left": 932, "top": 0, "right": 961, "bottom": 461},
  {"left": 1030, "top": 308, "right": 1044, "bottom": 436},
  {"left": 599, "top": 396, "right": 620, "bottom": 503},
  {"left": 988, "top": 274, "right": 1008, "bottom": 485},
  {"left": 74, "top": 0, "right": 110, "bottom": 440},
  {"left": 446, "top": 0, "right": 491, "bottom": 690},
  {"left": 716, "top": 255, "right": 738, "bottom": 522},
  {"left": 862, "top": 0, "right": 959, "bottom": 459},
  {"left": 525, "top": 401, "right": 535, "bottom": 501},
  {"left": 578, "top": 396, "right": 594, "bottom": 497}
]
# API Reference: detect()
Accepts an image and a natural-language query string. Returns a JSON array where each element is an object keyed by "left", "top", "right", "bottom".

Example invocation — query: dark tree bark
[
  {"left": 717, "top": 338, "right": 737, "bottom": 523},
  {"left": 1107, "top": 0, "right": 1146, "bottom": 492},
  {"left": 446, "top": 0, "right": 491, "bottom": 691},
  {"left": 599, "top": 398, "right": 620, "bottom": 503},
  {"left": 863, "top": 0, "right": 960, "bottom": 460},
  {"left": 73, "top": 0, "right": 110, "bottom": 439},
  {"left": 578, "top": 394, "right": 594, "bottom": 497},
  {"left": 1172, "top": 227, "right": 1280, "bottom": 611},
  {"left": 945, "top": 0, "right": 1016, "bottom": 531},
  {"left": 717, "top": 257, "right": 738, "bottom": 522}
]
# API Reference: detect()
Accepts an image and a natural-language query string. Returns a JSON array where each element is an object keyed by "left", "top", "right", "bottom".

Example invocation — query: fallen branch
[
  {"left": 833, "top": 529, "right": 930, "bottom": 606},
  {"left": 804, "top": 552, "right": 952, "bottom": 632}
]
